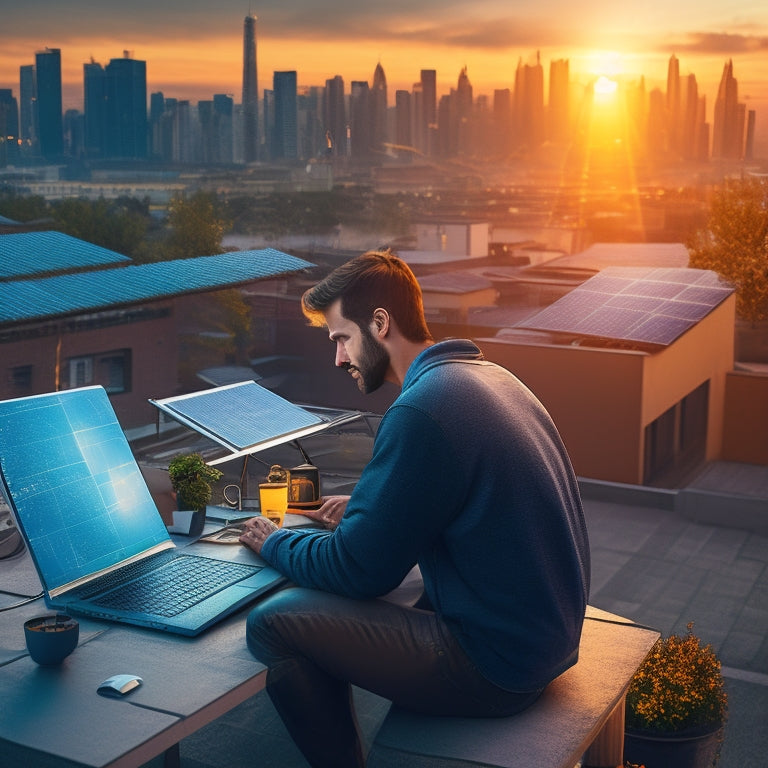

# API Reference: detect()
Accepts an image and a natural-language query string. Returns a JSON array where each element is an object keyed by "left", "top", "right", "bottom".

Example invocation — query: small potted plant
[
  {"left": 167, "top": 452, "right": 223, "bottom": 512},
  {"left": 624, "top": 622, "right": 728, "bottom": 768}
]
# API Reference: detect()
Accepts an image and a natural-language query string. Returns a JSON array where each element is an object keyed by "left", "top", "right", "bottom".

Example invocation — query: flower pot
[
  {"left": 624, "top": 724, "right": 724, "bottom": 768},
  {"left": 170, "top": 500, "right": 206, "bottom": 537}
]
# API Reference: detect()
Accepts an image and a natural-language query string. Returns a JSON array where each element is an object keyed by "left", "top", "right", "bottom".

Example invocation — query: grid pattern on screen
[
  {"left": 0, "top": 387, "right": 169, "bottom": 592},
  {"left": 515, "top": 267, "right": 733, "bottom": 346},
  {"left": 157, "top": 381, "right": 325, "bottom": 451}
]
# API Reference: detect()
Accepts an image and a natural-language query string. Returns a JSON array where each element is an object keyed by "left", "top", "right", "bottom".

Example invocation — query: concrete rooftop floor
[{"left": 137, "top": 459, "right": 768, "bottom": 768}]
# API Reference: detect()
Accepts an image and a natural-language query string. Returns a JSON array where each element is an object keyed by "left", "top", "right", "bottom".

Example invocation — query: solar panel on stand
[{"left": 150, "top": 381, "right": 361, "bottom": 465}]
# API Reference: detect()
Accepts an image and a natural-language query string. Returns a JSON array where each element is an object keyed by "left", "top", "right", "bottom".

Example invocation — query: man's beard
[{"left": 349, "top": 326, "right": 389, "bottom": 394}]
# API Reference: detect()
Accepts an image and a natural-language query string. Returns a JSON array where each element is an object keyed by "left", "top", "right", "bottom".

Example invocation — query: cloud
[
  {"left": 663, "top": 32, "right": 768, "bottom": 55},
  {"left": 3, "top": 1, "right": 571, "bottom": 51}
]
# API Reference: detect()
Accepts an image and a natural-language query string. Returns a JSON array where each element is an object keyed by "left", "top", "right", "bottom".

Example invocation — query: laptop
[{"left": 0, "top": 385, "right": 285, "bottom": 636}]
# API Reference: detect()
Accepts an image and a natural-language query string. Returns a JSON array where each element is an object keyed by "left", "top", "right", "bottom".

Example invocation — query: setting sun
[
  {"left": 0, "top": 2, "right": 767, "bottom": 156},
  {"left": 594, "top": 75, "right": 618, "bottom": 97},
  {"left": 582, "top": 50, "right": 624, "bottom": 79}
]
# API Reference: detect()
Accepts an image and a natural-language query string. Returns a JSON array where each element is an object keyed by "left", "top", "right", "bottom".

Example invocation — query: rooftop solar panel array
[
  {"left": 0, "top": 248, "right": 313, "bottom": 324},
  {"left": 515, "top": 267, "right": 733, "bottom": 347},
  {"left": 418, "top": 272, "right": 494, "bottom": 294},
  {"left": 0, "top": 231, "right": 131, "bottom": 279}
]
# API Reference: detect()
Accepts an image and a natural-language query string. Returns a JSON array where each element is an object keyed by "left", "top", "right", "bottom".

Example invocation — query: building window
[
  {"left": 64, "top": 349, "right": 131, "bottom": 394},
  {"left": 10, "top": 365, "right": 33, "bottom": 392},
  {"left": 68, "top": 356, "right": 93, "bottom": 388},
  {"left": 643, "top": 381, "right": 709, "bottom": 485}
]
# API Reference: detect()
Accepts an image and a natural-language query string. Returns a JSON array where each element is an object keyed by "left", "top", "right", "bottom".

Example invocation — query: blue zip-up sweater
[{"left": 261, "top": 339, "right": 590, "bottom": 691}]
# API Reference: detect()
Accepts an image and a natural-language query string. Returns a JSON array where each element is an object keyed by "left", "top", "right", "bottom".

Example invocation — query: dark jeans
[{"left": 245, "top": 586, "right": 543, "bottom": 768}]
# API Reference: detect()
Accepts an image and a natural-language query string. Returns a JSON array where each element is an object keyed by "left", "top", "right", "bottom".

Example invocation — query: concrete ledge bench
[{"left": 367, "top": 607, "right": 659, "bottom": 768}]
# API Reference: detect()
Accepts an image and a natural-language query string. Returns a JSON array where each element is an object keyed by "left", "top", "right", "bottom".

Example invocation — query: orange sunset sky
[{"left": 2, "top": 1, "right": 768, "bottom": 156}]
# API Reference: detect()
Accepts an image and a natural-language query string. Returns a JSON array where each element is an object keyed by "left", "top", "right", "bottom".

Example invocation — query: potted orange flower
[{"left": 624, "top": 622, "right": 728, "bottom": 767}]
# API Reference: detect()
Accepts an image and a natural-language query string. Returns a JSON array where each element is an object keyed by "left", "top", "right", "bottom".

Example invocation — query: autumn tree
[{"left": 687, "top": 177, "right": 768, "bottom": 322}]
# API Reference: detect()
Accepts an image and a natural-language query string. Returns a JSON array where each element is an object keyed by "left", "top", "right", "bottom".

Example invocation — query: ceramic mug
[{"left": 24, "top": 613, "right": 79, "bottom": 665}]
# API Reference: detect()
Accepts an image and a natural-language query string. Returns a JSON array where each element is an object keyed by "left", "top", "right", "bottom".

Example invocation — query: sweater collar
[{"left": 402, "top": 339, "right": 484, "bottom": 391}]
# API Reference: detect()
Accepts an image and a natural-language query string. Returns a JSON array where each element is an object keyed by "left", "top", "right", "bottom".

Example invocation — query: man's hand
[
  {"left": 239, "top": 515, "right": 279, "bottom": 554},
  {"left": 301, "top": 495, "right": 350, "bottom": 529}
]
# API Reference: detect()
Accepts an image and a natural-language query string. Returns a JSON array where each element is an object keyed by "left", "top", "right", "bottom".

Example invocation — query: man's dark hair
[{"left": 301, "top": 249, "right": 433, "bottom": 343}]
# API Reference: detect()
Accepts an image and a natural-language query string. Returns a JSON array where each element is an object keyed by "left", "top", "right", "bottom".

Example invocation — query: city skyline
[{"left": 2, "top": 2, "right": 767, "bottom": 156}]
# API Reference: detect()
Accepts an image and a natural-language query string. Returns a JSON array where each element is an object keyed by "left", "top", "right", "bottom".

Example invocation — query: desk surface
[{"left": 0, "top": 534, "right": 273, "bottom": 768}]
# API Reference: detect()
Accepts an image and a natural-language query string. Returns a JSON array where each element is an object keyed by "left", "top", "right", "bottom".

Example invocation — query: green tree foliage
[
  {"left": 176, "top": 289, "right": 254, "bottom": 387},
  {"left": 226, "top": 189, "right": 412, "bottom": 237},
  {"left": 687, "top": 177, "right": 768, "bottom": 322},
  {"left": 0, "top": 193, "right": 151, "bottom": 258},
  {"left": 218, "top": 289, "right": 253, "bottom": 363},
  {"left": 167, "top": 452, "right": 223, "bottom": 510},
  {"left": 0, "top": 191, "right": 49, "bottom": 223},
  {"left": 228, "top": 191, "right": 346, "bottom": 237},
  {"left": 165, "top": 190, "right": 231, "bottom": 259},
  {"left": 50, "top": 196, "right": 150, "bottom": 257},
  {"left": 197, "top": 288, "right": 253, "bottom": 366}
]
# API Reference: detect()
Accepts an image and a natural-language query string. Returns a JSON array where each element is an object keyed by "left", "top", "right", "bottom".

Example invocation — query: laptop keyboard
[{"left": 89, "top": 555, "right": 261, "bottom": 617}]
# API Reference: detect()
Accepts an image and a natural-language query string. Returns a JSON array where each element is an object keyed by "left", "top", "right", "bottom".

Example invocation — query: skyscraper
[
  {"left": 324, "top": 75, "right": 346, "bottom": 157},
  {"left": 679, "top": 73, "right": 704, "bottom": 161},
  {"left": 493, "top": 88, "right": 512, "bottom": 155},
  {"left": 213, "top": 94, "right": 234, "bottom": 164},
  {"left": 371, "top": 62, "right": 388, "bottom": 156},
  {"left": 712, "top": 59, "right": 743, "bottom": 160},
  {"left": 273, "top": 71, "right": 298, "bottom": 160},
  {"left": 666, "top": 54, "right": 681, "bottom": 153},
  {"left": 455, "top": 67, "right": 474, "bottom": 155},
  {"left": 419, "top": 69, "right": 436, "bottom": 155},
  {"left": 173, "top": 100, "right": 194, "bottom": 163},
  {"left": 242, "top": 14, "right": 259, "bottom": 163},
  {"left": 149, "top": 91, "right": 166, "bottom": 160},
  {"left": 395, "top": 89, "right": 412, "bottom": 155},
  {"left": 745, "top": 109, "right": 756, "bottom": 161},
  {"left": 19, "top": 64, "right": 36, "bottom": 155},
  {"left": 0, "top": 89, "right": 19, "bottom": 166},
  {"left": 198, "top": 100, "right": 215, "bottom": 163},
  {"left": 297, "top": 86, "right": 324, "bottom": 160},
  {"left": 646, "top": 87, "right": 667, "bottom": 156},
  {"left": 83, "top": 59, "right": 106, "bottom": 158},
  {"left": 548, "top": 59, "right": 570, "bottom": 143},
  {"left": 104, "top": 52, "right": 147, "bottom": 159},
  {"left": 199, "top": 97, "right": 235, "bottom": 165},
  {"left": 35, "top": 47, "right": 63, "bottom": 160},
  {"left": 349, "top": 80, "right": 371, "bottom": 160},
  {"left": 514, "top": 52, "right": 544, "bottom": 150}
]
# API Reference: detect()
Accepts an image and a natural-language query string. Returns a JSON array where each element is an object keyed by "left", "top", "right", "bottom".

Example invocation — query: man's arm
[
  {"left": 244, "top": 404, "right": 464, "bottom": 597},
  {"left": 238, "top": 495, "right": 348, "bottom": 553}
]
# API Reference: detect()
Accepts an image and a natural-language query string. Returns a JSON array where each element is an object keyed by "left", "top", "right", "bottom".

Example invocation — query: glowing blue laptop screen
[{"left": 0, "top": 386, "right": 169, "bottom": 593}]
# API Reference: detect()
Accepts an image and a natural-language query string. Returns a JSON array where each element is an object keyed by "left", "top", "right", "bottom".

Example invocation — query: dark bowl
[{"left": 24, "top": 614, "right": 79, "bottom": 665}]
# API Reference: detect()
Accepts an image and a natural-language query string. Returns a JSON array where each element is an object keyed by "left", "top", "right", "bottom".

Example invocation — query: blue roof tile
[
  {"left": 0, "top": 248, "right": 314, "bottom": 324},
  {"left": 0, "top": 231, "right": 131, "bottom": 279}
]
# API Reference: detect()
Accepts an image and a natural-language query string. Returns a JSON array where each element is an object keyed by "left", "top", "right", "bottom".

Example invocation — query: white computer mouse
[{"left": 97, "top": 674, "right": 143, "bottom": 697}]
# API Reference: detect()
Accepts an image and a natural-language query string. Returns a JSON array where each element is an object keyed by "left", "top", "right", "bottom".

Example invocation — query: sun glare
[
  {"left": 584, "top": 50, "right": 624, "bottom": 78},
  {"left": 594, "top": 75, "right": 618, "bottom": 97}
]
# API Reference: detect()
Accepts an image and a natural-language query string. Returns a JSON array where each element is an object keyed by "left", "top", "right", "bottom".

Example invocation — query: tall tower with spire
[
  {"left": 242, "top": 14, "right": 259, "bottom": 163},
  {"left": 712, "top": 59, "right": 743, "bottom": 160},
  {"left": 666, "top": 54, "right": 681, "bottom": 154},
  {"left": 371, "top": 62, "right": 388, "bottom": 155}
]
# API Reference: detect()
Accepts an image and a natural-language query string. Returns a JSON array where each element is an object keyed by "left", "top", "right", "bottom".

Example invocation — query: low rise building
[{"left": 0, "top": 231, "right": 313, "bottom": 432}]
